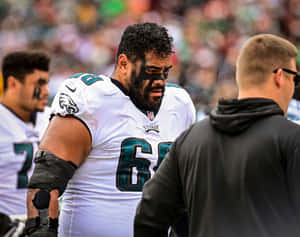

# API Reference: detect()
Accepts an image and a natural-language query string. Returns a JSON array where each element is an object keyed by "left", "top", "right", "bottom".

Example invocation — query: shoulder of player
[
  {"left": 0, "top": 104, "right": 21, "bottom": 127},
  {"left": 0, "top": 105, "right": 24, "bottom": 134},
  {"left": 0, "top": 105, "right": 11, "bottom": 129},
  {"left": 165, "top": 83, "right": 192, "bottom": 104},
  {"left": 53, "top": 73, "right": 119, "bottom": 116},
  {"left": 62, "top": 73, "right": 118, "bottom": 96}
]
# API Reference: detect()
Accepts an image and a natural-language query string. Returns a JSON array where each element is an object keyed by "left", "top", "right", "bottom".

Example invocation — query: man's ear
[
  {"left": 273, "top": 69, "right": 283, "bottom": 88},
  {"left": 117, "top": 54, "right": 129, "bottom": 74},
  {"left": 6, "top": 76, "right": 17, "bottom": 89}
]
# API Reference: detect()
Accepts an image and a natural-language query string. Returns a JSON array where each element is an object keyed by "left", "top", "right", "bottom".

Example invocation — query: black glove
[{"left": 25, "top": 216, "right": 58, "bottom": 237}]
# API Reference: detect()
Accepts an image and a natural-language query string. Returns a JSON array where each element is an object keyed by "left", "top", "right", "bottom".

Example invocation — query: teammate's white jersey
[
  {"left": 0, "top": 104, "right": 50, "bottom": 216},
  {"left": 287, "top": 99, "right": 300, "bottom": 124},
  {"left": 51, "top": 74, "right": 196, "bottom": 237}
]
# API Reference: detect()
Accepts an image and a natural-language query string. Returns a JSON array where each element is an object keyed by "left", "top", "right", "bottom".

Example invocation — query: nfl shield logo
[{"left": 147, "top": 111, "right": 155, "bottom": 121}]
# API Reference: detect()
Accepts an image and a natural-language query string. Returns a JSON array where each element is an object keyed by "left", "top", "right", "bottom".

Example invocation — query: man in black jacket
[{"left": 134, "top": 34, "right": 300, "bottom": 237}]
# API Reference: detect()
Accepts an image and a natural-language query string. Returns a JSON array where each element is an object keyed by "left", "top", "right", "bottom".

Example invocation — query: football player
[
  {"left": 0, "top": 51, "right": 50, "bottom": 220},
  {"left": 26, "top": 23, "right": 195, "bottom": 237},
  {"left": 287, "top": 78, "right": 300, "bottom": 124}
]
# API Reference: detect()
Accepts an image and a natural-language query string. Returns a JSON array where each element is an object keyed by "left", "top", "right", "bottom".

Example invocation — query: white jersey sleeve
[{"left": 51, "top": 73, "right": 112, "bottom": 143}]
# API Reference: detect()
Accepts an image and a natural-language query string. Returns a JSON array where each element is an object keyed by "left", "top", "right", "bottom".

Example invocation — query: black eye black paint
[
  {"left": 137, "top": 60, "right": 169, "bottom": 88},
  {"left": 32, "top": 77, "right": 47, "bottom": 99},
  {"left": 33, "top": 87, "right": 41, "bottom": 99},
  {"left": 139, "top": 61, "right": 167, "bottom": 81}
]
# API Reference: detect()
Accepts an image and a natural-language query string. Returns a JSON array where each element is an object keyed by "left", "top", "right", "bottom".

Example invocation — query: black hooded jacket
[{"left": 135, "top": 98, "right": 300, "bottom": 237}]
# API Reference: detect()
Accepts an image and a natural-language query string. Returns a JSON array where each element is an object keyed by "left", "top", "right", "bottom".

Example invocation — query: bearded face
[{"left": 129, "top": 68, "right": 165, "bottom": 111}]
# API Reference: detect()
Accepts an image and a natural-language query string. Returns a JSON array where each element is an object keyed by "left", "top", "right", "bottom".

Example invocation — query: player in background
[
  {"left": 0, "top": 51, "right": 50, "bottom": 234},
  {"left": 287, "top": 81, "right": 300, "bottom": 124},
  {"left": 25, "top": 22, "right": 195, "bottom": 237}
]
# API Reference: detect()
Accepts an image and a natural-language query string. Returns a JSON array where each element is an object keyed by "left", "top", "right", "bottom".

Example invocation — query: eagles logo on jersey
[{"left": 59, "top": 93, "right": 79, "bottom": 114}]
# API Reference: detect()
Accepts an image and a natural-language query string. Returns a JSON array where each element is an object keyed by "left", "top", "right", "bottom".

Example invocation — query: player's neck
[
  {"left": 1, "top": 94, "right": 31, "bottom": 122},
  {"left": 111, "top": 71, "right": 130, "bottom": 91}
]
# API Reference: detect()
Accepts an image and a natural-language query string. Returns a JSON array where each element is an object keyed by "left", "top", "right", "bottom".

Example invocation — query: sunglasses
[{"left": 273, "top": 68, "right": 300, "bottom": 87}]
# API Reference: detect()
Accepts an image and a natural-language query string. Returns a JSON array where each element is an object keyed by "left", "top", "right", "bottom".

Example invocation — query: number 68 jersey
[{"left": 51, "top": 74, "right": 195, "bottom": 237}]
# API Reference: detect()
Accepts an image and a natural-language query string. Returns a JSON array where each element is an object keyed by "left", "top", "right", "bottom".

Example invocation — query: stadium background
[{"left": 0, "top": 0, "right": 299, "bottom": 120}]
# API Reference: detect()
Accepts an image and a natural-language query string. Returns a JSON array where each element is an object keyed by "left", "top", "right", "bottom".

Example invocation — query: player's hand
[
  {"left": 27, "top": 227, "right": 57, "bottom": 237},
  {"left": 25, "top": 217, "right": 58, "bottom": 237}
]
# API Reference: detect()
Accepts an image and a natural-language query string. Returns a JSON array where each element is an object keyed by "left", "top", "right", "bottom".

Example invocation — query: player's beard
[
  {"left": 35, "top": 96, "right": 48, "bottom": 112},
  {"left": 34, "top": 106, "right": 45, "bottom": 112},
  {"left": 129, "top": 69, "right": 164, "bottom": 112}
]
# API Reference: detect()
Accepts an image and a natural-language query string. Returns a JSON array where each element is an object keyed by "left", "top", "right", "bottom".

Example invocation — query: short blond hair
[{"left": 236, "top": 34, "right": 298, "bottom": 88}]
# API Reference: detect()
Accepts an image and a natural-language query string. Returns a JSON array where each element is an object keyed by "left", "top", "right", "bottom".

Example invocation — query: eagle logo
[
  {"left": 59, "top": 93, "right": 79, "bottom": 114},
  {"left": 143, "top": 124, "right": 160, "bottom": 133}
]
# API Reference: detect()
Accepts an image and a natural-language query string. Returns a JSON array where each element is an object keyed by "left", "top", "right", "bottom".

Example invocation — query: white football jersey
[
  {"left": 51, "top": 74, "right": 195, "bottom": 237},
  {"left": 287, "top": 99, "right": 300, "bottom": 124},
  {"left": 0, "top": 104, "right": 50, "bottom": 215}
]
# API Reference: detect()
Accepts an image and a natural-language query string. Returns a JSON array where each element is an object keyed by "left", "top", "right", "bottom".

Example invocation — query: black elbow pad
[{"left": 28, "top": 150, "right": 77, "bottom": 196}]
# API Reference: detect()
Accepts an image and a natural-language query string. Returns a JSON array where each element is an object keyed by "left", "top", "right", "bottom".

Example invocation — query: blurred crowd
[{"left": 0, "top": 0, "right": 299, "bottom": 120}]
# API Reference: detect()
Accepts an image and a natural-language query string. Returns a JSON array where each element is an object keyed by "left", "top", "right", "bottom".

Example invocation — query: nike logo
[{"left": 65, "top": 84, "right": 76, "bottom": 92}]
